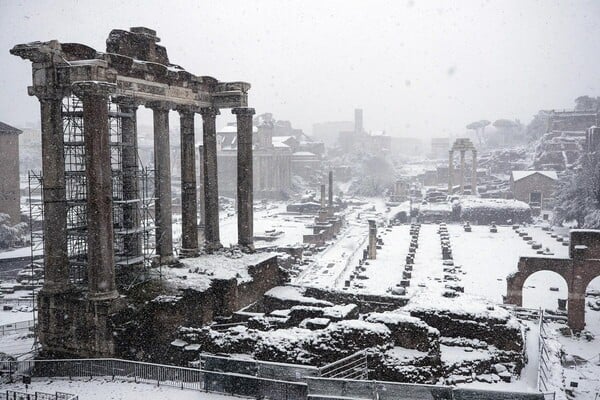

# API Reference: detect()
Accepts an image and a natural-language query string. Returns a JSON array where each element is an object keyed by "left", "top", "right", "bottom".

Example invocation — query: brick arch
[
  {"left": 505, "top": 257, "right": 572, "bottom": 308},
  {"left": 505, "top": 231, "right": 600, "bottom": 331}
]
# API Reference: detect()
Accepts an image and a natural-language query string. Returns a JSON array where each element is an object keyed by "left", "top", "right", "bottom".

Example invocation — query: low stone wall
[
  {"left": 37, "top": 289, "right": 125, "bottom": 359},
  {"left": 303, "top": 287, "right": 409, "bottom": 313},
  {"left": 114, "top": 255, "right": 284, "bottom": 362}
]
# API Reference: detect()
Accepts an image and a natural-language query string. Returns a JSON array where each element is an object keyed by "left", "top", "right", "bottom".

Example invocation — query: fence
[
  {"left": 306, "top": 377, "right": 549, "bottom": 400},
  {"left": 0, "top": 299, "right": 36, "bottom": 307},
  {"left": 0, "top": 358, "right": 306, "bottom": 400},
  {"left": 0, "top": 320, "right": 34, "bottom": 336},
  {"left": 537, "top": 310, "right": 556, "bottom": 400},
  {"left": 200, "top": 353, "right": 319, "bottom": 382},
  {"left": 319, "top": 350, "right": 368, "bottom": 380},
  {"left": 1, "top": 391, "right": 77, "bottom": 400}
]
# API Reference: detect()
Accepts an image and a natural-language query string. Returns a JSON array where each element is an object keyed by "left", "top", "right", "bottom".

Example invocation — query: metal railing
[
  {"left": 537, "top": 310, "right": 555, "bottom": 399},
  {"left": 319, "top": 350, "right": 368, "bottom": 380},
  {"left": 0, "top": 320, "right": 34, "bottom": 336},
  {"left": 1, "top": 390, "right": 78, "bottom": 400},
  {"left": 0, "top": 358, "right": 307, "bottom": 400},
  {"left": 0, "top": 299, "right": 36, "bottom": 307}
]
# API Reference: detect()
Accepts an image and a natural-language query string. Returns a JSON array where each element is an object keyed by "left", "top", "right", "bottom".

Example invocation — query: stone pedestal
[
  {"left": 233, "top": 107, "right": 256, "bottom": 251},
  {"left": 368, "top": 219, "right": 377, "bottom": 260},
  {"left": 200, "top": 107, "right": 221, "bottom": 251},
  {"left": 150, "top": 102, "right": 175, "bottom": 265},
  {"left": 74, "top": 81, "right": 118, "bottom": 300},
  {"left": 178, "top": 108, "right": 199, "bottom": 257}
]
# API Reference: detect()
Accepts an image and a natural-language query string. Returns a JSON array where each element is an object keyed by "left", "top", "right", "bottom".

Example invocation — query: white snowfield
[{"left": 3, "top": 378, "right": 249, "bottom": 400}]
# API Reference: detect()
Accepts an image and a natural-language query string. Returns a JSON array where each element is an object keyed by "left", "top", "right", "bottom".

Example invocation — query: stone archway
[
  {"left": 585, "top": 275, "right": 600, "bottom": 326},
  {"left": 505, "top": 230, "right": 600, "bottom": 331}
]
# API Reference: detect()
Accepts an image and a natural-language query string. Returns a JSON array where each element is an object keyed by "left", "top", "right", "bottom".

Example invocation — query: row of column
[
  {"left": 448, "top": 149, "right": 477, "bottom": 195},
  {"left": 37, "top": 82, "right": 256, "bottom": 301}
]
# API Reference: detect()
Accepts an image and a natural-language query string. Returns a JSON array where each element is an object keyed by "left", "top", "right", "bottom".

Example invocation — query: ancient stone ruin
[
  {"left": 505, "top": 229, "right": 600, "bottom": 331},
  {"left": 10, "top": 27, "right": 259, "bottom": 357}
]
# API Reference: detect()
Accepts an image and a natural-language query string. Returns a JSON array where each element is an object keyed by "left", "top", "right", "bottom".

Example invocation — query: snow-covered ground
[
  {"left": 2, "top": 378, "right": 248, "bottom": 400},
  {"left": 292, "top": 199, "right": 600, "bottom": 397}
]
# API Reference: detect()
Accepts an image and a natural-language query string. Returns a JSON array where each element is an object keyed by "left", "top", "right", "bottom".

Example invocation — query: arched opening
[
  {"left": 585, "top": 275, "right": 600, "bottom": 331},
  {"left": 522, "top": 270, "right": 568, "bottom": 311}
]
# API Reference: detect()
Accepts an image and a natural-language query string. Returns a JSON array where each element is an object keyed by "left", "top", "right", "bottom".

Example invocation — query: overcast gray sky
[{"left": 1, "top": 0, "right": 599, "bottom": 138}]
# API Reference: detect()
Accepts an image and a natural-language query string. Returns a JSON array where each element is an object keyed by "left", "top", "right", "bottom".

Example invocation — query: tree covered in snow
[
  {"left": 0, "top": 213, "right": 28, "bottom": 249},
  {"left": 554, "top": 152, "right": 600, "bottom": 228},
  {"left": 574, "top": 95, "right": 600, "bottom": 111},
  {"left": 346, "top": 153, "right": 395, "bottom": 196}
]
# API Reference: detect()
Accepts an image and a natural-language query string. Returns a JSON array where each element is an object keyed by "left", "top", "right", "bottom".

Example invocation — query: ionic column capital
[
  {"left": 30, "top": 86, "right": 70, "bottom": 101},
  {"left": 232, "top": 107, "right": 256, "bottom": 116},
  {"left": 200, "top": 107, "right": 220, "bottom": 118},
  {"left": 146, "top": 100, "right": 173, "bottom": 111},
  {"left": 176, "top": 105, "right": 199, "bottom": 117},
  {"left": 71, "top": 81, "right": 116, "bottom": 98},
  {"left": 112, "top": 96, "right": 141, "bottom": 110}
]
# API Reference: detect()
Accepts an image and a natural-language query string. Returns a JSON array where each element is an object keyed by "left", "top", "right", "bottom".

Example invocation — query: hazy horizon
[{"left": 1, "top": 0, "right": 599, "bottom": 139}]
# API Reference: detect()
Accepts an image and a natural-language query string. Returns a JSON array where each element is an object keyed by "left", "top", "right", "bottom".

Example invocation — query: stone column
[
  {"left": 149, "top": 102, "right": 175, "bottom": 265},
  {"left": 448, "top": 150, "right": 454, "bottom": 195},
  {"left": 73, "top": 81, "right": 118, "bottom": 300},
  {"left": 233, "top": 107, "right": 256, "bottom": 250},
  {"left": 328, "top": 170, "right": 334, "bottom": 210},
  {"left": 320, "top": 184, "right": 326, "bottom": 208},
  {"left": 37, "top": 91, "right": 70, "bottom": 292},
  {"left": 200, "top": 107, "right": 221, "bottom": 251},
  {"left": 116, "top": 98, "right": 142, "bottom": 261},
  {"left": 471, "top": 150, "right": 477, "bottom": 195},
  {"left": 459, "top": 150, "right": 466, "bottom": 194},
  {"left": 197, "top": 144, "right": 206, "bottom": 234},
  {"left": 178, "top": 108, "right": 199, "bottom": 258},
  {"left": 368, "top": 219, "right": 377, "bottom": 260}
]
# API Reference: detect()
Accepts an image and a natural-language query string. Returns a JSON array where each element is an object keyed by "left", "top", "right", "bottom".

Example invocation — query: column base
[
  {"left": 158, "top": 254, "right": 181, "bottom": 267},
  {"left": 238, "top": 243, "right": 255, "bottom": 254},
  {"left": 179, "top": 248, "right": 200, "bottom": 258},
  {"left": 89, "top": 290, "right": 120, "bottom": 301},
  {"left": 204, "top": 241, "right": 223, "bottom": 253}
]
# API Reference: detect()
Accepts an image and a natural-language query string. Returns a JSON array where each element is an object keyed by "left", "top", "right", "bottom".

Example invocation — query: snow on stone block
[
  {"left": 405, "top": 293, "right": 523, "bottom": 352},
  {"left": 456, "top": 198, "right": 531, "bottom": 225},
  {"left": 263, "top": 286, "right": 334, "bottom": 310},
  {"left": 365, "top": 311, "right": 439, "bottom": 353}
]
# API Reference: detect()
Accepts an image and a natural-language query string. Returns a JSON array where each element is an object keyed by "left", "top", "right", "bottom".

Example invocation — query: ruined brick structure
[
  {"left": 11, "top": 27, "right": 256, "bottom": 356},
  {"left": 0, "top": 122, "right": 22, "bottom": 225},
  {"left": 505, "top": 230, "right": 600, "bottom": 331}
]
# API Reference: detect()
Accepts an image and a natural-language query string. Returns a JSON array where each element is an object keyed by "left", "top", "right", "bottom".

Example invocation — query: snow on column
[
  {"left": 233, "top": 107, "right": 256, "bottom": 251},
  {"left": 73, "top": 81, "right": 118, "bottom": 300}
]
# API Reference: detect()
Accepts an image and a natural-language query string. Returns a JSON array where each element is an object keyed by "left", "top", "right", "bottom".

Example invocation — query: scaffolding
[{"left": 28, "top": 95, "right": 157, "bottom": 290}]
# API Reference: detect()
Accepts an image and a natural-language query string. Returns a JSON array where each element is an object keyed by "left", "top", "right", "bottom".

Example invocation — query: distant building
[
  {"left": 430, "top": 138, "right": 450, "bottom": 160},
  {"left": 547, "top": 110, "right": 598, "bottom": 132},
  {"left": 312, "top": 120, "right": 354, "bottom": 148},
  {"left": 217, "top": 122, "right": 292, "bottom": 199},
  {"left": 510, "top": 170, "right": 558, "bottom": 214},
  {"left": 390, "top": 137, "right": 423, "bottom": 156},
  {"left": 0, "top": 122, "right": 22, "bottom": 224}
]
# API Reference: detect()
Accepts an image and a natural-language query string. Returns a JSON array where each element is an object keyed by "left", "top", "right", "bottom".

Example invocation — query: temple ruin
[
  {"left": 448, "top": 138, "right": 477, "bottom": 195},
  {"left": 11, "top": 27, "right": 258, "bottom": 356}
]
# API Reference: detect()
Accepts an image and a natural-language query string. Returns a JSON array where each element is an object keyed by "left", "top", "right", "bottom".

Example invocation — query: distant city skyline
[{"left": 1, "top": 0, "right": 599, "bottom": 138}]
